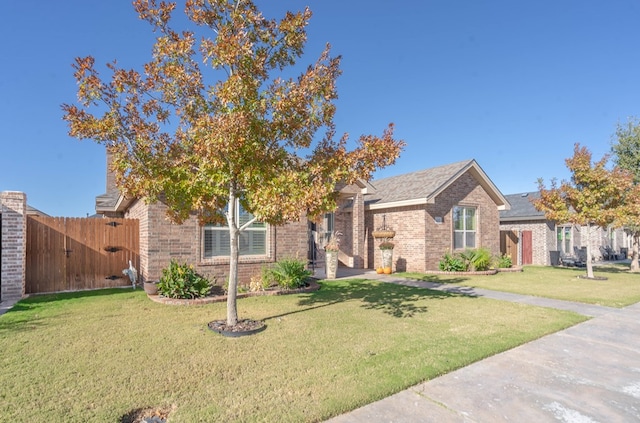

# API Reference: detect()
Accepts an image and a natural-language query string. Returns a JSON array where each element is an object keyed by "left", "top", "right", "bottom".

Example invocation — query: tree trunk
[
  {"left": 631, "top": 232, "right": 640, "bottom": 272},
  {"left": 226, "top": 190, "right": 239, "bottom": 326},
  {"left": 585, "top": 224, "right": 595, "bottom": 279}
]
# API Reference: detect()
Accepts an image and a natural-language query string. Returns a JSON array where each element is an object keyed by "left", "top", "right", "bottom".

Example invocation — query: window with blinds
[{"left": 203, "top": 202, "right": 267, "bottom": 257}]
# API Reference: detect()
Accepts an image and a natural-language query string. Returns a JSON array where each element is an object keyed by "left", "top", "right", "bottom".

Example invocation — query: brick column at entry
[
  {"left": 352, "top": 192, "right": 365, "bottom": 268},
  {"left": 1, "top": 191, "right": 27, "bottom": 301}
]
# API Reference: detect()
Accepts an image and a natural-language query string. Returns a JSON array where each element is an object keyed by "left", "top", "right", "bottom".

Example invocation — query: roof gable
[{"left": 366, "top": 160, "right": 509, "bottom": 210}]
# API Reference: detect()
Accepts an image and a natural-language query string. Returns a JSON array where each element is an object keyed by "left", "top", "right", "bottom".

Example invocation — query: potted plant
[
  {"left": 143, "top": 280, "right": 159, "bottom": 295},
  {"left": 324, "top": 231, "right": 341, "bottom": 279},
  {"left": 372, "top": 215, "right": 396, "bottom": 240},
  {"left": 379, "top": 241, "right": 394, "bottom": 274}
]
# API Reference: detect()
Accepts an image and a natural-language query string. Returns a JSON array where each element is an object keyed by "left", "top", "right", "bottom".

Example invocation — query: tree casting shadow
[{"left": 284, "top": 278, "right": 464, "bottom": 319}]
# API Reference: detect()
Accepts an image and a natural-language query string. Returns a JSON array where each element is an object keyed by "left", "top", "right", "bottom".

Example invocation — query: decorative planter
[
  {"left": 143, "top": 281, "right": 158, "bottom": 295},
  {"left": 326, "top": 250, "right": 339, "bottom": 279},
  {"left": 381, "top": 248, "right": 393, "bottom": 270},
  {"left": 372, "top": 230, "right": 396, "bottom": 239}
]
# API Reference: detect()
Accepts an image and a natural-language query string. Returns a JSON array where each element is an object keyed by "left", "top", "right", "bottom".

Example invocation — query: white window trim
[
  {"left": 201, "top": 201, "right": 269, "bottom": 260},
  {"left": 453, "top": 205, "right": 477, "bottom": 250}
]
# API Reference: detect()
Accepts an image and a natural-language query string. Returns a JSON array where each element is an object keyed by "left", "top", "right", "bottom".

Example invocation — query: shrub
[
  {"left": 495, "top": 254, "right": 513, "bottom": 268},
  {"left": 469, "top": 248, "right": 492, "bottom": 271},
  {"left": 267, "top": 256, "right": 312, "bottom": 289},
  {"left": 157, "top": 260, "right": 212, "bottom": 299},
  {"left": 249, "top": 270, "right": 273, "bottom": 292},
  {"left": 439, "top": 248, "right": 492, "bottom": 272},
  {"left": 439, "top": 252, "right": 466, "bottom": 272}
]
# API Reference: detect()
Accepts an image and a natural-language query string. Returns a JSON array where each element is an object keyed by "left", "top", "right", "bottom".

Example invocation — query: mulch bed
[
  {"left": 120, "top": 406, "right": 172, "bottom": 423},
  {"left": 577, "top": 275, "right": 608, "bottom": 281},
  {"left": 146, "top": 280, "right": 320, "bottom": 306},
  {"left": 423, "top": 269, "right": 499, "bottom": 276},
  {"left": 207, "top": 319, "right": 266, "bottom": 337}
]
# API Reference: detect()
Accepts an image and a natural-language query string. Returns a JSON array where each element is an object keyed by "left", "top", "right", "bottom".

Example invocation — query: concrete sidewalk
[
  {"left": 0, "top": 297, "right": 20, "bottom": 317},
  {"left": 322, "top": 269, "right": 640, "bottom": 422}
]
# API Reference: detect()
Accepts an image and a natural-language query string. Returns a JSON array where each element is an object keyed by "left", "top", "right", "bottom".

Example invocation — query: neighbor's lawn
[
  {"left": 0, "top": 280, "right": 585, "bottom": 422},
  {"left": 398, "top": 263, "right": 640, "bottom": 308}
]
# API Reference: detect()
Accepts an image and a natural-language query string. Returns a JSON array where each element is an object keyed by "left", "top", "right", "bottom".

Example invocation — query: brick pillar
[
  {"left": 352, "top": 192, "right": 365, "bottom": 268},
  {"left": 1, "top": 191, "right": 27, "bottom": 301},
  {"left": 106, "top": 148, "right": 118, "bottom": 194}
]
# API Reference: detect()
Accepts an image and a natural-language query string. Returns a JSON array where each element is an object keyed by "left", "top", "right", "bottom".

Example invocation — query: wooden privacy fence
[
  {"left": 500, "top": 230, "right": 519, "bottom": 265},
  {"left": 26, "top": 216, "right": 139, "bottom": 294}
]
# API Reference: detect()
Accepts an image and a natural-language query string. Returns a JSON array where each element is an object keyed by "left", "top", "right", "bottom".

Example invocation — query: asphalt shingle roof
[
  {"left": 499, "top": 192, "right": 545, "bottom": 220},
  {"left": 365, "top": 160, "right": 475, "bottom": 206}
]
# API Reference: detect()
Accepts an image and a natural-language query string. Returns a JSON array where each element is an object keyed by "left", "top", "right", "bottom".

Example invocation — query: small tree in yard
[
  {"left": 612, "top": 118, "right": 640, "bottom": 272},
  {"left": 532, "top": 144, "right": 631, "bottom": 279},
  {"left": 62, "top": 0, "right": 404, "bottom": 327}
]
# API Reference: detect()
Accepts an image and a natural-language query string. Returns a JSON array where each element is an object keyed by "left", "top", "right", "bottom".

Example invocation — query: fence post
[{"left": 1, "top": 191, "right": 27, "bottom": 301}]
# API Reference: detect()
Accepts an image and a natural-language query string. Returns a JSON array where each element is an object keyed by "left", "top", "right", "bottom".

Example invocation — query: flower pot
[
  {"left": 325, "top": 250, "right": 338, "bottom": 279},
  {"left": 372, "top": 230, "right": 396, "bottom": 239},
  {"left": 143, "top": 281, "right": 158, "bottom": 295},
  {"left": 381, "top": 248, "right": 393, "bottom": 269}
]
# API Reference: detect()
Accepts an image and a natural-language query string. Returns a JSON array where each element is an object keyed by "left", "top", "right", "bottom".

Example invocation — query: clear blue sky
[{"left": 2, "top": 1, "right": 639, "bottom": 217}]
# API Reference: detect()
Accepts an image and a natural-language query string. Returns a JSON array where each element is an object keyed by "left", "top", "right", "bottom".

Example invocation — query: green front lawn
[
  {"left": 0, "top": 280, "right": 585, "bottom": 422},
  {"left": 398, "top": 263, "right": 640, "bottom": 308}
]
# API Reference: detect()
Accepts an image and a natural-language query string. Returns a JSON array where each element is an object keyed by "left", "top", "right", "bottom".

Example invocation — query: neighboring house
[
  {"left": 499, "top": 192, "right": 558, "bottom": 266},
  {"left": 26, "top": 205, "right": 49, "bottom": 217},
  {"left": 499, "top": 192, "right": 630, "bottom": 266},
  {"left": 95, "top": 155, "right": 509, "bottom": 281},
  {"left": 328, "top": 159, "right": 510, "bottom": 273}
]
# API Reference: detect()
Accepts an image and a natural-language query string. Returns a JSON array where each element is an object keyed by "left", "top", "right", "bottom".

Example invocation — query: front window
[
  {"left": 453, "top": 206, "right": 476, "bottom": 249},
  {"left": 203, "top": 203, "right": 267, "bottom": 258}
]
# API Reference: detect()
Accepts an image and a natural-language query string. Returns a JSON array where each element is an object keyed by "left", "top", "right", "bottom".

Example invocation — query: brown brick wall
[
  {"left": 127, "top": 200, "right": 308, "bottom": 287},
  {"left": 366, "top": 205, "right": 426, "bottom": 272},
  {"left": 365, "top": 171, "right": 501, "bottom": 272}
]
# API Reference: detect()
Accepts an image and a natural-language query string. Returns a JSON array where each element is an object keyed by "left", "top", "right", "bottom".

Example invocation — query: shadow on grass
[
  {"left": 591, "top": 264, "right": 634, "bottom": 274},
  {"left": 0, "top": 313, "right": 47, "bottom": 334},
  {"left": 552, "top": 264, "right": 633, "bottom": 277},
  {"left": 264, "top": 279, "right": 467, "bottom": 321}
]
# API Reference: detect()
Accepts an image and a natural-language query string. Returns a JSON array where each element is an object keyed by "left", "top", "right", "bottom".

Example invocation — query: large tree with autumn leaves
[
  {"left": 62, "top": 0, "right": 404, "bottom": 327},
  {"left": 611, "top": 118, "right": 640, "bottom": 272},
  {"left": 532, "top": 144, "right": 632, "bottom": 279}
]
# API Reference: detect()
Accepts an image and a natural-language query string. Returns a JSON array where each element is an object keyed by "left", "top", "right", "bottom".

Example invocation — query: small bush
[
  {"left": 468, "top": 248, "right": 492, "bottom": 271},
  {"left": 266, "top": 257, "right": 312, "bottom": 290},
  {"left": 439, "top": 248, "right": 492, "bottom": 272},
  {"left": 249, "top": 272, "right": 272, "bottom": 292},
  {"left": 157, "top": 260, "right": 212, "bottom": 299},
  {"left": 495, "top": 254, "right": 513, "bottom": 268},
  {"left": 439, "top": 252, "right": 466, "bottom": 272}
]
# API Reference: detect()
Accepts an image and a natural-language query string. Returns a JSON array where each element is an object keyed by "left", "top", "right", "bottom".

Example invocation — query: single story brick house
[
  {"left": 95, "top": 155, "right": 509, "bottom": 282},
  {"left": 310, "top": 159, "right": 510, "bottom": 273},
  {"left": 499, "top": 192, "right": 630, "bottom": 266},
  {"left": 346, "top": 159, "right": 509, "bottom": 272}
]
